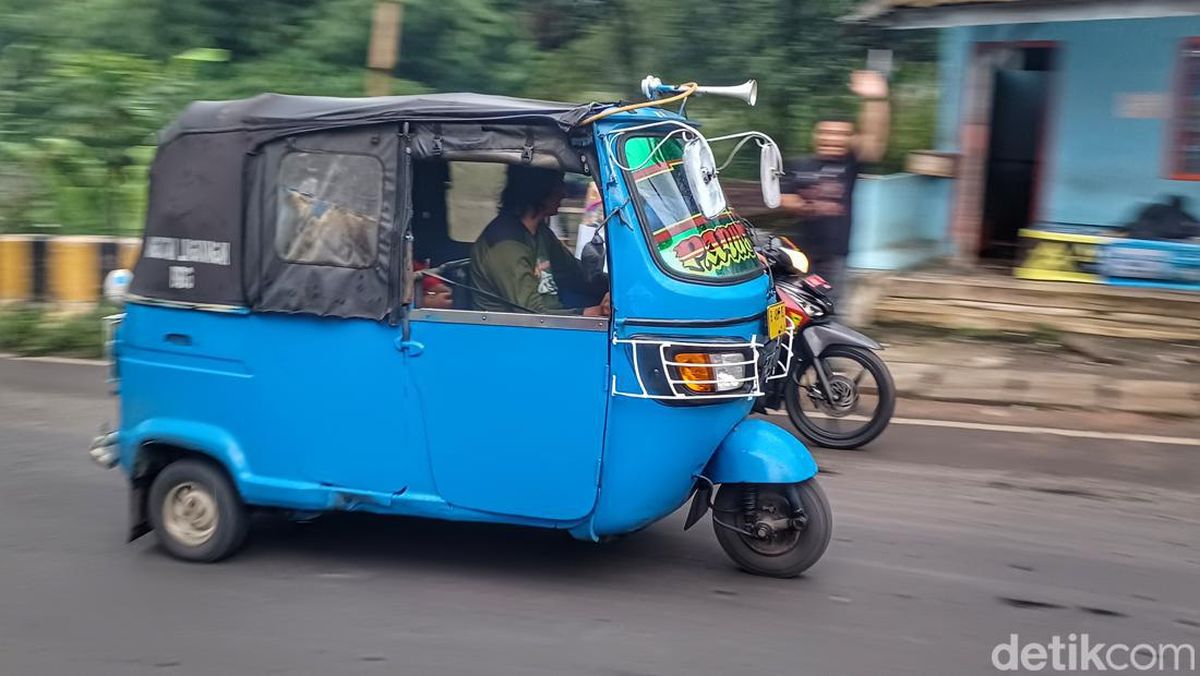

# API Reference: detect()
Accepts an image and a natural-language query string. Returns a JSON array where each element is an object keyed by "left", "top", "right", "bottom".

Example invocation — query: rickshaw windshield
[{"left": 622, "top": 135, "right": 761, "bottom": 281}]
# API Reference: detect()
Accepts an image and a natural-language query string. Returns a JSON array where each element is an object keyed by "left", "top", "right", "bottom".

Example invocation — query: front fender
[
  {"left": 703, "top": 419, "right": 818, "bottom": 484},
  {"left": 803, "top": 322, "right": 881, "bottom": 358}
]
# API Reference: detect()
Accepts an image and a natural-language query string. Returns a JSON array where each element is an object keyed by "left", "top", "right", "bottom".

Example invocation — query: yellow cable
[{"left": 580, "top": 83, "right": 698, "bottom": 126}]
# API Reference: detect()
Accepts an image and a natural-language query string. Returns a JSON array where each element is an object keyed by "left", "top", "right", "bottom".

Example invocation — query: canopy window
[
  {"left": 275, "top": 152, "right": 384, "bottom": 268},
  {"left": 248, "top": 126, "right": 398, "bottom": 320}
]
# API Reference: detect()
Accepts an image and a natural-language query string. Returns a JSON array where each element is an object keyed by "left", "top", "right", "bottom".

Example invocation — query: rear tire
[
  {"left": 148, "top": 459, "right": 249, "bottom": 563},
  {"left": 712, "top": 479, "right": 832, "bottom": 578},
  {"left": 785, "top": 345, "right": 895, "bottom": 450}
]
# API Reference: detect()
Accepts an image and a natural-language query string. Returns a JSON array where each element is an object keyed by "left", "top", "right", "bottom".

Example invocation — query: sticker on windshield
[
  {"left": 625, "top": 135, "right": 761, "bottom": 280},
  {"left": 659, "top": 212, "right": 757, "bottom": 276}
]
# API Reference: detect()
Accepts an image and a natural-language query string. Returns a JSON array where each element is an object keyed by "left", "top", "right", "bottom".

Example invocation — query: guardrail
[{"left": 0, "top": 235, "right": 141, "bottom": 305}]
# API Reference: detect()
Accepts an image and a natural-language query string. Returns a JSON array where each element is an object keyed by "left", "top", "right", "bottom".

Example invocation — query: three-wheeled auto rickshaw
[{"left": 90, "top": 77, "right": 833, "bottom": 577}]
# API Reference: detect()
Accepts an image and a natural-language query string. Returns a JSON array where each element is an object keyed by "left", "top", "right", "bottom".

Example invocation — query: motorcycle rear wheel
[{"left": 784, "top": 344, "right": 895, "bottom": 450}]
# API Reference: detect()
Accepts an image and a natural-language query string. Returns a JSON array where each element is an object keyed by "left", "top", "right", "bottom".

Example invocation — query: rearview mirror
[
  {"left": 760, "top": 141, "right": 783, "bottom": 209},
  {"left": 682, "top": 137, "right": 726, "bottom": 219}
]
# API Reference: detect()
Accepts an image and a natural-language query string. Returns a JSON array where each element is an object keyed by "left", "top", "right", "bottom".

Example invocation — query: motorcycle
[{"left": 757, "top": 237, "right": 895, "bottom": 450}]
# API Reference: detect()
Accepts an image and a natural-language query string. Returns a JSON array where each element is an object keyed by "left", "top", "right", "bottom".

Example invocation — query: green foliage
[
  {"left": 403, "top": 0, "right": 539, "bottom": 93},
  {"left": 0, "top": 44, "right": 191, "bottom": 234},
  {"left": 0, "top": 305, "right": 42, "bottom": 352},
  {"left": 0, "top": 0, "right": 940, "bottom": 235},
  {"left": 0, "top": 304, "right": 110, "bottom": 358},
  {"left": 884, "top": 62, "right": 939, "bottom": 172}
]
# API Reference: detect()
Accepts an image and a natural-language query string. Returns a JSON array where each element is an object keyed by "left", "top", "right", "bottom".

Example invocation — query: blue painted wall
[
  {"left": 937, "top": 15, "right": 1200, "bottom": 228},
  {"left": 850, "top": 173, "right": 954, "bottom": 269}
]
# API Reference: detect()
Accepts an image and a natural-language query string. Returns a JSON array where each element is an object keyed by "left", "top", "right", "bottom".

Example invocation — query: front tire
[
  {"left": 148, "top": 459, "right": 249, "bottom": 563},
  {"left": 785, "top": 344, "right": 895, "bottom": 450},
  {"left": 712, "top": 480, "right": 832, "bottom": 578}
]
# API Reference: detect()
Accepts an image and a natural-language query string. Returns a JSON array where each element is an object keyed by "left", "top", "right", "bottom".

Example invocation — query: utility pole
[{"left": 366, "top": 0, "right": 403, "bottom": 97}]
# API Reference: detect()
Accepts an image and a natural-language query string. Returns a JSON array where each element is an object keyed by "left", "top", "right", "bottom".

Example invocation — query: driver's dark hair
[{"left": 499, "top": 165, "right": 565, "bottom": 216}]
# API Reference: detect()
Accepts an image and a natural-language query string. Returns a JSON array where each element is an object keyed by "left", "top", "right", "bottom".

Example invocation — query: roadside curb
[
  {"left": 0, "top": 352, "right": 107, "bottom": 366},
  {"left": 888, "top": 362, "right": 1200, "bottom": 418}
]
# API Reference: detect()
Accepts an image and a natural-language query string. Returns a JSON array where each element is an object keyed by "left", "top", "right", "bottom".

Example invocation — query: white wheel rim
[{"left": 163, "top": 482, "right": 219, "bottom": 547}]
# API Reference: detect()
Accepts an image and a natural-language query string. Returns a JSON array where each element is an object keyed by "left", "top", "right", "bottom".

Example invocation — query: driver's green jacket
[{"left": 470, "top": 211, "right": 590, "bottom": 315}]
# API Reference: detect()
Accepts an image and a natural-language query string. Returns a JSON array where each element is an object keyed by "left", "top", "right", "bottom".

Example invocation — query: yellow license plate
[{"left": 767, "top": 301, "right": 787, "bottom": 340}]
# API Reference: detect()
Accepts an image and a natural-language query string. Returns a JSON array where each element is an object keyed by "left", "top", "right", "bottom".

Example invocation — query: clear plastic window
[{"left": 276, "top": 152, "right": 383, "bottom": 267}]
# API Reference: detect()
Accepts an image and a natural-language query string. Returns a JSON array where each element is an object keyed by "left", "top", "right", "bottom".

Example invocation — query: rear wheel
[
  {"left": 712, "top": 480, "right": 832, "bottom": 578},
  {"left": 148, "top": 459, "right": 249, "bottom": 562},
  {"left": 784, "top": 345, "right": 895, "bottom": 450}
]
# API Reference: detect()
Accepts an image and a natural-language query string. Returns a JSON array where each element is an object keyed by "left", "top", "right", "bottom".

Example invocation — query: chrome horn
[
  {"left": 696, "top": 80, "right": 758, "bottom": 106},
  {"left": 640, "top": 76, "right": 758, "bottom": 107}
]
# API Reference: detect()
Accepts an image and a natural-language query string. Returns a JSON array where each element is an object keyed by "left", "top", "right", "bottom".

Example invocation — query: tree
[
  {"left": 0, "top": 0, "right": 938, "bottom": 234},
  {"left": 0, "top": 47, "right": 192, "bottom": 233}
]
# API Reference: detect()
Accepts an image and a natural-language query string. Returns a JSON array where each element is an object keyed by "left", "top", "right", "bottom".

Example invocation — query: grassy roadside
[{"left": 0, "top": 304, "right": 115, "bottom": 358}]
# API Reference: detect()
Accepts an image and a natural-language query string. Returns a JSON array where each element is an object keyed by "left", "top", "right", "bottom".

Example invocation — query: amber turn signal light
[{"left": 674, "top": 353, "right": 715, "bottom": 393}]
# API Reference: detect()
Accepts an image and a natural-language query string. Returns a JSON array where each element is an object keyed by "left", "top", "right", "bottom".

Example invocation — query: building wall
[
  {"left": 850, "top": 174, "right": 954, "bottom": 269},
  {"left": 938, "top": 15, "right": 1200, "bottom": 227}
]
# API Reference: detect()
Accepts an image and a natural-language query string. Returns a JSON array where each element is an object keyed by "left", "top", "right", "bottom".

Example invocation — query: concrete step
[
  {"left": 877, "top": 300, "right": 1200, "bottom": 341},
  {"left": 886, "top": 274, "right": 1200, "bottom": 314},
  {"left": 886, "top": 361, "right": 1200, "bottom": 416},
  {"left": 873, "top": 273, "right": 1200, "bottom": 342}
]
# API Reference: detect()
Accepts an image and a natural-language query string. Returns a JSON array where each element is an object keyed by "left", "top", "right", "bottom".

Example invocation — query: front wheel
[
  {"left": 712, "top": 480, "right": 832, "bottom": 578},
  {"left": 784, "top": 344, "right": 895, "bottom": 450}
]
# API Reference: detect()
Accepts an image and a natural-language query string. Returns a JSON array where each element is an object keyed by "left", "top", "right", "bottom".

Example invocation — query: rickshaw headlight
[{"left": 674, "top": 352, "right": 747, "bottom": 394}]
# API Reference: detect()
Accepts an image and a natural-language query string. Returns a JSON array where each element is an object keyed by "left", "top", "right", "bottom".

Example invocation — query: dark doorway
[{"left": 980, "top": 46, "right": 1056, "bottom": 261}]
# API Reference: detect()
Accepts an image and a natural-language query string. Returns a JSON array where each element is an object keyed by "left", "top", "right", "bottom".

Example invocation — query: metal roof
[{"left": 849, "top": 0, "right": 1200, "bottom": 28}]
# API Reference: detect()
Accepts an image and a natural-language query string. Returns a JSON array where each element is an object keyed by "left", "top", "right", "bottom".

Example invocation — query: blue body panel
[
  {"left": 405, "top": 318, "right": 608, "bottom": 521},
  {"left": 703, "top": 419, "right": 819, "bottom": 485},
  {"left": 114, "top": 109, "right": 821, "bottom": 540}
]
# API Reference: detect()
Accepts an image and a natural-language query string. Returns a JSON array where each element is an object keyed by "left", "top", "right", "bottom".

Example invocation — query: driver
[{"left": 470, "top": 165, "right": 610, "bottom": 317}]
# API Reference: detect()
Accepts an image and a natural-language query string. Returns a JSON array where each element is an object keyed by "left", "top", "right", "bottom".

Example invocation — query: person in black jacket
[{"left": 779, "top": 70, "right": 891, "bottom": 306}]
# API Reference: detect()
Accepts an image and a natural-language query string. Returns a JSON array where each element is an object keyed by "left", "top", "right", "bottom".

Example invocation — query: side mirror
[
  {"left": 682, "top": 137, "right": 726, "bottom": 219},
  {"left": 760, "top": 141, "right": 783, "bottom": 209}
]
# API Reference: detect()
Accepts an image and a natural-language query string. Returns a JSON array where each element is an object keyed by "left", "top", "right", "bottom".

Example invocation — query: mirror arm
[
  {"left": 715, "top": 135, "right": 762, "bottom": 172},
  {"left": 706, "top": 131, "right": 782, "bottom": 172}
]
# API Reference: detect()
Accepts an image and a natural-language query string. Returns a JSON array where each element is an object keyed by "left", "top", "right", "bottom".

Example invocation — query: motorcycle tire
[{"left": 784, "top": 344, "right": 895, "bottom": 450}]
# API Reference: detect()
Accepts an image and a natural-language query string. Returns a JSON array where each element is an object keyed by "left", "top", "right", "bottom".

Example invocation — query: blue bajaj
[{"left": 91, "top": 77, "right": 832, "bottom": 578}]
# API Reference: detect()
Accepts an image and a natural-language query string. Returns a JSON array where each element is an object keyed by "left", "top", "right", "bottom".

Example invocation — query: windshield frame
[{"left": 616, "top": 132, "right": 764, "bottom": 287}]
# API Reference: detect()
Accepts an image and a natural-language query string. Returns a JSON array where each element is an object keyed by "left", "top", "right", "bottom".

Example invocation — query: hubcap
[
  {"left": 163, "top": 482, "right": 219, "bottom": 547},
  {"left": 822, "top": 374, "right": 859, "bottom": 414},
  {"left": 741, "top": 492, "right": 802, "bottom": 556}
]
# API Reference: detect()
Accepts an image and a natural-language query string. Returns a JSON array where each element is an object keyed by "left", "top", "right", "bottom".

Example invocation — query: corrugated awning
[{"left": 848, "top": 0, "right": 1200, "bottom": 29}]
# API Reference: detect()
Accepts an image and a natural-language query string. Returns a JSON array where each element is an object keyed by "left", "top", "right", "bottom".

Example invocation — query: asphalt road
[{"left": 1, "top": 358, "right": 1198, "bottom": 675}]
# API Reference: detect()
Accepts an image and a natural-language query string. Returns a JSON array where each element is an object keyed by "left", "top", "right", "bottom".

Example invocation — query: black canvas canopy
[
  {"left": 131, "top": 92, "right": 603, "bottom": 319},
  {"left": 160, "top": 92, "right": 599, "bottom": 142}
]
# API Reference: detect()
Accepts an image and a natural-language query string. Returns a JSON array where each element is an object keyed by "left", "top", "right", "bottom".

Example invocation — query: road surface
[{"left": 1, "top": 358, "right": 1198, "bottom": 675}]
